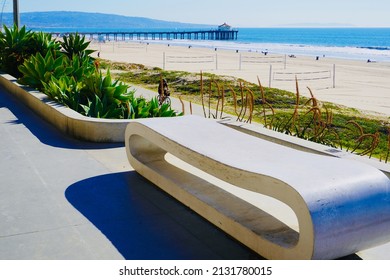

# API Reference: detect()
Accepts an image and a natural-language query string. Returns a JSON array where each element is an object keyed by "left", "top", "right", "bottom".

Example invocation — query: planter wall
[{"left": 0, "top": 73, "right": 130, "bottom": 142}]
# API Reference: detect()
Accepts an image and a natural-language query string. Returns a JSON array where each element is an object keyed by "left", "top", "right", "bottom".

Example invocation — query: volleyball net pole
[{"left": 333, "top": 64, "right": 336, "bottom": 88}]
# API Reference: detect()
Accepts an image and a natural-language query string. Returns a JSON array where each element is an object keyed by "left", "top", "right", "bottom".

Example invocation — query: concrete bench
[{"left": 125, "top": 115, "right": 390, "bottom": 259}]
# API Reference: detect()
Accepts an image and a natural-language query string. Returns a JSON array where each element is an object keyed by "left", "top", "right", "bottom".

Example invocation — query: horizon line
[{"left": 3, "top": 10, "right": 390, "bottom": 29}]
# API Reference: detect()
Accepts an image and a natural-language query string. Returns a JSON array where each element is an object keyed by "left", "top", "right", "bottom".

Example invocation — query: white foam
[{"left": 144, "top": 39, "right": 390, "bottom": 62}]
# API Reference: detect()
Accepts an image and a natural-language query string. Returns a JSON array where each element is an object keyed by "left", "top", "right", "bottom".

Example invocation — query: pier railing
[{"left": 52, "top": 29, "right": 239, "bottom": 41}]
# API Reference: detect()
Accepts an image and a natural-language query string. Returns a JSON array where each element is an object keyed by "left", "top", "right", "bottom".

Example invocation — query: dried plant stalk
[
  {"left": 240, "top": 87, "right": 249, "bottom": 122},
  {"left": 386, "top": 127, "right": 390, "bottom": 163},
  {"left": 228, "top": 84, "right": 239, "bottom": 117},
  {"left": 179, "top": 96, "right": 185, "bottom": 115},
  {"left": 214, "top": 80, "right": 221, "bottom": 119},
  {"left": 249, "top": 93, "right": 254, "bottom": 123},
  {"left": 346, "top": 120, "right": 364, "bottom": 136},
  {"left": 345, "top": 120, "right": 364, "bottom": 152},
  {"left": 220, "top": 85, "right": 225, "bottom": 119},
  {"left": 244, "top": 86, "right": 255, "bottom": 123},
  {"left": 237, "top": 82, "right": 245, "bottom": 122},
  {"left": 292, "top": 77, "right": 300, "bottom": 130},
  {"left": 200, "top": 71, "right": 206, "bottom": 118},
  {"left": 256, "top": 77, "right": 275, "bottom": 128},
  {"left": 257, "top": 77, "right": 268, "bottom": 126},
  {"left": 353, "top": 133, "right": 380, "bottom": 157},
  {"left": 208, "top": 79, "right": 212, "bottom": 118}
]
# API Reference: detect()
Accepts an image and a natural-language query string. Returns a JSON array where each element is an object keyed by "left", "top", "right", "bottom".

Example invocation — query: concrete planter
[{"left": 0, "top": 73, "right": 131, "bottom": 142}]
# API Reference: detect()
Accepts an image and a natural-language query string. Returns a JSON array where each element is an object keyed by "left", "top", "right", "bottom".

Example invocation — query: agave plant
[
  {"left": 82, "top": 69, "right": 133, "bottom": 105},
  {"left": 43, "top": 75, "right": 84, "bottom": 112},
  {"left": 81, "top": 69, "right": 135, "bottom": 118},
  {"left": 29, "top": 31, "right": 61, "bottom": 57},
  {"left": 0, "top": 24, "right": 34, "bottom": 77},
  {"left": 67, "top": 54, "right": 96, "bottom": 81},
  {"left": 18, "top": 52, "right": 71, "bottom": 91},
  {"left": 61, "top": 33, "right": 95, "bottom": 60},
  {"left": 18, "top": 51, "right": 96, "bottom": 91},
  {"left": 128, "top": 96, "right": 181, "bottom": 119},
  {"left": 127, "top": 96, "right": 153, "bottom": 119},
  {"left": 80, "top": 94, "right": 127, "bottom": 119}
]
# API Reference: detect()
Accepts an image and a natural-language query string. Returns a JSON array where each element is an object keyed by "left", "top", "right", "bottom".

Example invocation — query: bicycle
[
  {"left": 158, "top": 78, "right": 171, "bottom": 106},
  {"left": 157, "top": 93, "right": 171, "bottom": 106}
]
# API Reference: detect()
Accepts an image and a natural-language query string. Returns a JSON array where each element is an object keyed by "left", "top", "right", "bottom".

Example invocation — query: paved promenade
[
  {"left": 1, "top": 86, "right": 390, "bottom": 260},
  {"left": 0, "top": 87, "right": 258, "bottom": 260}
]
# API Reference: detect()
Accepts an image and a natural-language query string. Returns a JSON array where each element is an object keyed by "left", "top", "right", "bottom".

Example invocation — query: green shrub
[
  {"left": 61, "top": 33, "right": 95, "bottom": 60},
  {"left": 0, "top": 24, "right": 34, "bottom": 77},
  {"left": 81, "top": 94, "right": 128, "bottom": 119},
  {"left": 30, "top": 31, "right": 61, "bottom": 57},
  {"left": 128, "top": 96, "right": 181, "bottom": 119},
  {"left": 81, "top": 70, "right": 134, "bottom": 118},
  {"left": 3, "top": 26, "right": 181, "bottom": 120},
  {"left": 18, "top": 51, "right": 96, "bottom": 91},
  {"left": 18, "top": 52, "right": 69, "bottom": 90},
  {"left": 0, "top": 25, "right": 63, "bottom": 77},
  {"left": 66, "top": 54, "right": 96, "bottom": 82},
  {"left": 82, "top": 69, "right": 133, "bottom": 104},
  {"left": 43, "top": 75, "right": 84, "bottom": 112}
]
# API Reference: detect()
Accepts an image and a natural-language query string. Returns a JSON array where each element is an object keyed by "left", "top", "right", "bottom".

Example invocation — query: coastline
[{"left": 90, "top": 40, "right": 390, "bottom": 117}]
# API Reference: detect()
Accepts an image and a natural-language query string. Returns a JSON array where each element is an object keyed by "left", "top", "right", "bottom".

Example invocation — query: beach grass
[{"left": 99, "top": 59, "right": 390, "bottom": 162}]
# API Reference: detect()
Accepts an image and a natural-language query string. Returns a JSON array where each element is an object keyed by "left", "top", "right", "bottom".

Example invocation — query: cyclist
[{"left": 158, "top": 78, "right": 171, "bottom": 105}]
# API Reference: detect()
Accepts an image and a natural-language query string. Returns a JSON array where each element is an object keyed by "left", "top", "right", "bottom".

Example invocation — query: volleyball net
[
  {"left": 273, "top": 70, "right": 332, "bottom": 81},
  {"left": 270, "top": 65, "right": 336, "bottom": 88},
  {"left": 239, "top": 54, "right": 287, "bottom": 70},
  {"left": 163, "top": 53, "right": 217, "bottom": 70}
]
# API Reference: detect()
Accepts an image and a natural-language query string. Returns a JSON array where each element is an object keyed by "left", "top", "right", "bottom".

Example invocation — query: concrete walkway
[
  {"left": 1, "top": 86, "right": 389, "bottom": 260},
  {"left": 0, "top": 87, "right": 260, "bottom": 260}
]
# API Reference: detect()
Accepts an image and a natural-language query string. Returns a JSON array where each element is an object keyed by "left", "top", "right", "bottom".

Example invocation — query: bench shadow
[
  {"left": 65, "top": 170, "right": 362, "bottom": 260},
  {"left": 65, "top": 171, "right": 263, "bottom": 260}
]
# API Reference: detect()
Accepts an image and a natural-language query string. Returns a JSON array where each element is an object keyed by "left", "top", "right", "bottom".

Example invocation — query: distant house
[{"left": 218, "top": 23, "right": 232, "bottom": 31}]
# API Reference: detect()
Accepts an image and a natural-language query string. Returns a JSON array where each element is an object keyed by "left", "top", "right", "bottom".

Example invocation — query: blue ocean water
[
  {"left": 238, "top": 28, "right": 390, "bottom": 48},
  {"left": 183, "top": 28, "right": 390, "bottom": 62}
]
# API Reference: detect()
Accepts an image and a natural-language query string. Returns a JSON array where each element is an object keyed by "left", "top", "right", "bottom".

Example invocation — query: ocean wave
[
  {"left": 153, "top": 39, "right": 390, "bottom": 62},
  {"left": 358, "top": 46, "right": 390, "bottom": 51}
]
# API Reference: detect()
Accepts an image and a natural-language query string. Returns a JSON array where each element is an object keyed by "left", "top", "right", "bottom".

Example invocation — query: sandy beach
[{"left": 91, "top": 41, "right": 390, "bottom": 117}]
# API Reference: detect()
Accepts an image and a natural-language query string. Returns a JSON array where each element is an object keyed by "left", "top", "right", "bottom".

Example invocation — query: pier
[{"left": 54, "top": 29, "right": 238, "bottom": 41}]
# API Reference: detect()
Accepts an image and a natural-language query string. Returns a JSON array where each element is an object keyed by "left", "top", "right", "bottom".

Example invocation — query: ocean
[
  {"left": 170, "top": 28, "right": 390, "bottom": 62},
  {"left": 39, "top": 27, "right": 390, "bottom": 62}
]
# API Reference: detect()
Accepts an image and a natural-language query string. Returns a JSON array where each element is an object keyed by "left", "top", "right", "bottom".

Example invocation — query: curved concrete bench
[{"left": 125, "top": 115, "right": 390, "bottom": 259}]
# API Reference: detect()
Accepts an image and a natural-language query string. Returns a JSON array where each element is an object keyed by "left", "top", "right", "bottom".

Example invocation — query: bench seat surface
[{"left": 125, "top": 115, "right": 390, "bottom": 259}]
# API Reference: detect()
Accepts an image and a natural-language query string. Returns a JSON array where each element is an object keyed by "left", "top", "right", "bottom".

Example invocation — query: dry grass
[{"left": 103, "top": 58, "right": 390, "bottom": 163}]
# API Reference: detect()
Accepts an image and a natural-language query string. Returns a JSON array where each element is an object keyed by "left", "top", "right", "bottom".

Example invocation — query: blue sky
[{"left": 3, "top": 0, "right": 390, "bottom": 27}]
